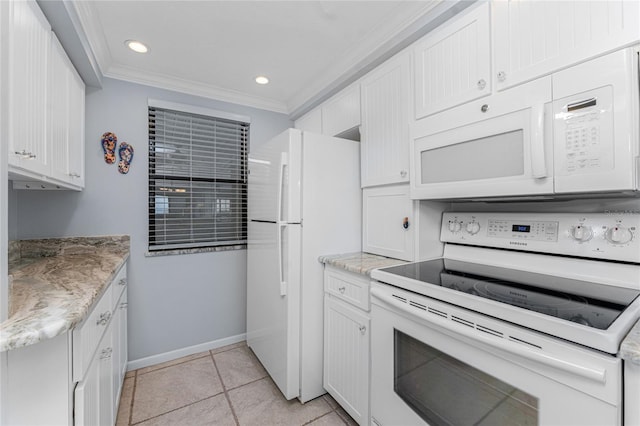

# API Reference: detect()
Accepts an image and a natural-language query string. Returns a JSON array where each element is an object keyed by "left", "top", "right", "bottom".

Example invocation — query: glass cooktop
[{"left": 379, "top": 259, "right": 640, "bottom": 330}]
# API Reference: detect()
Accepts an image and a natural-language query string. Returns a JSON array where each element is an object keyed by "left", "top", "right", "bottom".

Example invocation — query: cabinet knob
[
  {"left": 338, "top": 286, "right": 346, "bottom": 294},
  {"left": 100, "top": 347, "right": 113, "bottom": 359},
  {"left": 477, "top": 79, "right": 486, "bottom": 90},
  {"left": 96, "top": 311, "right": 112, "bottom": 326},
  {"left": 120, "top": 302, "right": 128, "bottom": 309},
  {"left": 481, "top": 104, "right": 489, "bottom": 113},
  {"left": 497, "top": 71, "right": 506, "bottom": 82},
  {"left": 119, "top": 278, "right": 127, "bottom": 286},
  {"left": 359, "top": 325, "right": 367, "bottom": 335},
  {"left": 400, "top": 170, "right": 407, "bottom": 178}
]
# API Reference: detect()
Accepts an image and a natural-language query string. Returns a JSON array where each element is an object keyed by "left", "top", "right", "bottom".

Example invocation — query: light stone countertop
[
  {"left": 621, "top": 319, "right": 640, "bottom": 366},
  {"left": 318, "top": 252, "right": 408, "bottom": 277},
  {"left": 1, "top": 235, "right": 130, "bottom": 352}
]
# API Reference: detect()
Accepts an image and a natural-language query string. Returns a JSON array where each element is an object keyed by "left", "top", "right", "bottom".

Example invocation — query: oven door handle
[{"left": 371, "top": 288, "right": 607, "bottom": 384}]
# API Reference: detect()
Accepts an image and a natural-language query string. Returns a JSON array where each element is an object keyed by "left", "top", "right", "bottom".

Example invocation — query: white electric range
[{"left": 370, "top": 212, "right": 640, "bottom": 426}]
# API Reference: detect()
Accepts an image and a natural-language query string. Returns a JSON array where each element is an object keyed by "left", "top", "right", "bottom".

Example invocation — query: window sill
[{"left": 145, "top": 244, "right": 246, "bottom": 257}]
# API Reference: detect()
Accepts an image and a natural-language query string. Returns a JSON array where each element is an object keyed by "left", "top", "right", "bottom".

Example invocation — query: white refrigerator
[{"left": 247, "top": 129, "right": 361, "bottom": 402}]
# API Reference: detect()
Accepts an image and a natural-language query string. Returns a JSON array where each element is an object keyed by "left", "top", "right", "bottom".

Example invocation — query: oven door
[
  {"left": 409, "top": 76, "right": 553, "bottom": 200},
  {"left": 370, "top": 283, "right": 622, "bottom": 426}
]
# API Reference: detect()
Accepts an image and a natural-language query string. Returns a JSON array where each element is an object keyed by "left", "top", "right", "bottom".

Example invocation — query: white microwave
[{"left": 410, "top": 45, "right": 640, "bottom": 200}]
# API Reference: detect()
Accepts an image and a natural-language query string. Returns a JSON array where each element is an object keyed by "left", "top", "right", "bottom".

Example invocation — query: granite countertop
[
  {"left": 621, "top": 319, "right": 640, "bottom": 366},
  {"left": 1, "top": 235, "right": 130, "bottom": 352},
  {"left": 318, "top": 252, "right": 408, "bottom": 276}
]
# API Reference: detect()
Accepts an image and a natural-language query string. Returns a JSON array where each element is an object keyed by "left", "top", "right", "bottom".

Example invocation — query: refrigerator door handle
[
  {"left": 278, "top": 222, "right": 287, "bottom": 296},
  {"left": 277, "top": 152, "right": 288, "bottom": 223}
]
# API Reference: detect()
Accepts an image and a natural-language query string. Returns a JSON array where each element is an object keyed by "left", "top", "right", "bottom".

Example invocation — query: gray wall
[{"left": 12, "top": 78, "right": 292, "bottom": 361}]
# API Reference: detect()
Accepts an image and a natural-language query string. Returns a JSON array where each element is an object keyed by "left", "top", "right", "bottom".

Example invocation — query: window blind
[{"left": 148, "top": 106, "right": 249, "bottom": 251}]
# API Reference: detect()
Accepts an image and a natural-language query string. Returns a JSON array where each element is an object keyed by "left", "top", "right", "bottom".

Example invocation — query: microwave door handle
[{"left": 530, "top": 104, "right": 548, "bottom": 178}]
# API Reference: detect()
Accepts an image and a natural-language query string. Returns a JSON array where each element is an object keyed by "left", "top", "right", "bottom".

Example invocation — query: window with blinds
[{"left": 148, "top": 105, "right": 249, "bottom": 251}]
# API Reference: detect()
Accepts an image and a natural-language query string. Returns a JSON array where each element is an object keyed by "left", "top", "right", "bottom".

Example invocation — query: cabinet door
[
  {"left": 294, "top": 108, "right": 322, "bottom": 134},
  {"left": 75, "top": 320, "right": 114, "bottom": 426},
  {"left": 322, "top": 83, "right": 360, "bottom": 137},
  {"left": 7, "top": 0, "right": 51, "bottom": 175},
  {"left": 363, "top": 185, "right": 415, "bottom": 261},
  {"left": 324, "top": 295, "right": 369, "bottom": 425},
  {"left": 114, "top": 289, "right": 128, "bottom": 406},
  {"left": 48, "top": 33, "right": 85, "bottom": 188},
  {"left": 360, "top": 51, "right": 411, "bottom": 187},
  {"left": 67, "top": 59, "right": 85, "bottom": 187},
  {"left": 49, "top": 33, "right": 71, "bottom": 183},
  {"left": 493, "top": 0, "right": 640, "bottom": 91},
  {"left": 414, "top": 2, "right": 490, "bottom": 119}
]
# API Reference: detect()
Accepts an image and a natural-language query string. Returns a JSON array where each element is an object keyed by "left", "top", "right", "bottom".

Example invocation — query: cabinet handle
[
  {"left": 497, "top": 71, "right": 506, "bottom": 82},
  {"left": 359, "top": 325, "right": 367, "bottom": 335},
  {"left": 120, "top": 302, "right": 128, "bottom": 309},
  {"left": 338, "top": 286, "right": 346, "bottom": 294},
  {"left": 96, "top": 311, "right": 112, "bottom": 326},
  {"left": 68, "top": 172, "right": 81, "bottom": 178},
  {"left": 477, "top": 79, "right": 486, "bottom": 90},
  {"left": 400, "top": 170, "right": 407, "bottom": 178},
  {"left": 14, "top": 150, "right": 36, "bottom": 159},
  {"left": 118, "top": 278, "right": 127, "bottom": 286},
  {"left": 100, "top": 347, "right": 113, "bottom": 359},
  {"left": 402, "top": 217, "right": 409, "bottom": 230}
]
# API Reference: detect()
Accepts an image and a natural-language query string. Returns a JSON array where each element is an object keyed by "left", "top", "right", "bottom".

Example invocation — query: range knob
[
  {"left": 466, "top": 221, "right": 481, "bottom": 235},
  {"left": 448, "top": 220, "right": 462, "bottom": 233},
  {"left": 570, "top": 225, "right": 593, "bottom": 242},
  {"left": 605, "top": 226, "right": 633, "bottom": 244}
]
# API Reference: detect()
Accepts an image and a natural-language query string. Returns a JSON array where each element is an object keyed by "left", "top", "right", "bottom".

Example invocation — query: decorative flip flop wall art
[
  {"left": 101, "top": 132, "right": 118, "bottom": 164},
  {"left": 118, "top": 142, "right": 134, "bottom": 174},
  {"left": 100, "top": 131, "right": 135, "bottom": 174}
]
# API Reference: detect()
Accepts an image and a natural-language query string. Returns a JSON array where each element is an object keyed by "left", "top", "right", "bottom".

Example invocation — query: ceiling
[{"left": 59, "top": 1, "right": 468, "bottom": 117}]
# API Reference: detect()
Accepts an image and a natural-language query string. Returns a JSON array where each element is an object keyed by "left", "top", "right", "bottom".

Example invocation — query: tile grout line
[
  {"left": 210, "top": 349, "right": 241, "bottom": 426},
  {"left": 127, "top": 370, "right": 138, "bottom": 426}
]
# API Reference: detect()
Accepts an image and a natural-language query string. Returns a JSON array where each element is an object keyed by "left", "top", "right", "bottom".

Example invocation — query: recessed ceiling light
[
  {"left": 125, "top": 40, "right": 149, "bottom": 53},
  {"left": 255, "top": 76, "right": 269, "bottom": 85}
]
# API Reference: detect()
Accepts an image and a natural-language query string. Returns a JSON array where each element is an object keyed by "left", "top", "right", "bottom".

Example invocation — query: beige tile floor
[{"left": 116, "top": 341, "right": 358, "bottom": 426}]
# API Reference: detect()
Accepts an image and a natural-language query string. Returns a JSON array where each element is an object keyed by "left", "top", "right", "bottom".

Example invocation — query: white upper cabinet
[
  {"left": 49, "top": 33, "right": 85, "bottom": 188},
  {"left": 360, "top": 51, "right": 411, "bottom": 187},
  {"left": 493, "top": 0, "right": 640, "bottom": 91},
  {"left": 6, "top": 0, "right": 85, "bottom": 190},
  {"left": 7, "top": 0, "right": 51, "bottom": 176},
  {"left": 414, "top": 2, "right": 491, "bottom": 119},
  {"left": 294, "top": 108, "right": 322, "bottom": 134},
  {"left": 363, "top": 184, "right": 416, "bottom": 261},
  {"left": 321, "top": 83, "right": 360, "bottom": 137}
]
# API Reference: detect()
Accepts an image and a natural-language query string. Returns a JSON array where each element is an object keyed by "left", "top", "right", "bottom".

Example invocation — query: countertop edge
[{"left": 1, "top": 237, "right": 130, "bottom": 352}]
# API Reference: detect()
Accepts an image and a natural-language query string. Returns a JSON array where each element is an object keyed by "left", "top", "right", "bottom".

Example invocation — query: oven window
[{"left": 394, "top": 330, "right": 538, "bottom": 425}]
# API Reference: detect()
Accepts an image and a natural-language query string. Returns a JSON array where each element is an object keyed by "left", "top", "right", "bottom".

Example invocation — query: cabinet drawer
[
  {"left": 73, "top": 284, "right": 114, "bottom": 381},
  {"left": 111, "top": 264, "right": 127, "bottom": 308},
  {"left": 324, "top": 267, "right": 370, "bottom": 311}
]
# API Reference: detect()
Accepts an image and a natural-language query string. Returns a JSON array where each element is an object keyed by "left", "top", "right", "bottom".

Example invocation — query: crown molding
[
  {"left": 105, "top": 64, "right": 289, "bottom": 115},
  {"left": 288, "top": 0, "right": 478, "bottom": 119},
  {"left": 67, "top": 0, "right": 112, "bottom": 78}
]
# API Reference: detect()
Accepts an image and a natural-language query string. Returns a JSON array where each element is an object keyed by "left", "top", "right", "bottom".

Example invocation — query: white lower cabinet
[
  {"left": 323, "top": 266, "right": 370, "bottom": 425},
  {"left": 5, "top": 262, "right": 128, "bottom": 425}
]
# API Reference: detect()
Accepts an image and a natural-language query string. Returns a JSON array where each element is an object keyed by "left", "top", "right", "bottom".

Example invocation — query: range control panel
[{"left": 441, "top": 212, "right": 640, "bottom": 263}]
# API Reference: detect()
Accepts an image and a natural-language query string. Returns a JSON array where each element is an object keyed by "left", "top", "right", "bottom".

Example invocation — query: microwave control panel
[
  {"left": 441, "top": 212, "right": 640, "bottom": 263},
  {"left": 554, "top": 86, "right": 615, "bottom": 176}
]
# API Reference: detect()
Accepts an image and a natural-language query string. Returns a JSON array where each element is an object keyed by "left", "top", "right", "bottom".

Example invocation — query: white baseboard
[{"left": 126, "top": 333, "right": 246, "bottom": 371}]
